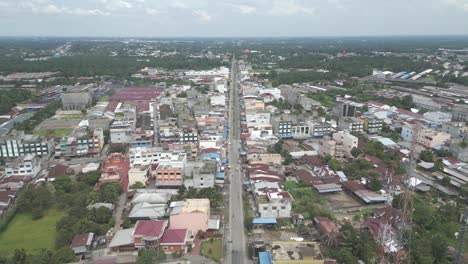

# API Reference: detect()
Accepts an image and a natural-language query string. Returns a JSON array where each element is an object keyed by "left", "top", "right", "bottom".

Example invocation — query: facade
[
  {"left": 338, "top": 117, "right": 364, "bottom": 132},
  {"left": 56, "top": 136, "right": 100, "bottom": 157},
  {"left": 442, "top": 122, "right": 467, "bottom": 138},
  {"left": 363, "top": 118, "right": 384, "bottom": 134},
  {"left": 180, "top": 132, "right": 198, "bottom": 144},
  {"left": 110, "top": 123, "right": 133, "bottom": 145},
  {"left": 424, "top": 111, "right": 452, "bottom": 125},
  {"left": 258, "top": 191, "right": 293, "bottom": 218},
  {"left": 154, "top": 165, "right": 183, "bottom": 188},
  {"left": 335, "top": 100, "right": 363, "bottom": 118},
  {"left": 0, "top": 132, "right": 53, "bottom": 158},
  {"left": 452, "top": 104, "right": 468, "bottom": 121},
  {"left": 272, "top": 119, "right": 293, "bottom": 139},
  {"left": 310, "top": 122, "right": 332, "bottom": 137},
  {"left": 401, "top": 124, "right": 415, "bottom": 142},
  {"left": 4, "top": 154, "right": 41, "bottom": 178},
  {"left": 61, "top": 92, "right": 92, "bottom": 110},
  {"left": 332, "top": 131, "right": 358, "bottom": 158},
  {"left": 128, "top": 164, "right": 150, "bottom": 187},
  {"left": 416, "top": 129, "right": 451, "bottom": 148},
  {"left": 291, "top": 124, "right": 311, "bottom": 139},
  {"left": 169, "top": 199, "right": 210, "bottom": 233}
]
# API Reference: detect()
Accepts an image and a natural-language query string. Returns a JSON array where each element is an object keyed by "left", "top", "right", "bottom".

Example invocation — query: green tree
[
  {"left": 351, "top": 147, "right": 362, "bottom": 159},
  {"left": 419, "top": 150, "right": 435, "bottom": 162},
  {"left": 327, "top": 159, "right": 340, "bottom": 171},
  {"left": 136, "top": 249, "right": 166, "bottom": 264},
  {"left": 130, "top": 181, "right": 146, "bottom": 189}
]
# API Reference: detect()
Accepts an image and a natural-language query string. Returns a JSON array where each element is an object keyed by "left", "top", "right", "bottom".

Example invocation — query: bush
[{"left": 0, "top": 206, "right": 17, "bottom": 232}]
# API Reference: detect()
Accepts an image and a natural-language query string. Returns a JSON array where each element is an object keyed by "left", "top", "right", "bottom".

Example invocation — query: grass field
[
  {"left": 200, "top": 239, "right": 223, "bottom": 262},
  {"left": 34, "top": 128, "right": 73, "bottom": 137},
  {"left": 0, "top": 209, "right": 64, "bottom": 256}
]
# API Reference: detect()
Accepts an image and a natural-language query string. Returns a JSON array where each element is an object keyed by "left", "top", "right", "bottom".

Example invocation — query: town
[{"left": 0, "top": 37, "right": 467, "bottom": 264}]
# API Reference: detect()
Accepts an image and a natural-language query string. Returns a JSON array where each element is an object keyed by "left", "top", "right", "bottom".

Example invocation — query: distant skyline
[{"left": 1, "top": 0, "right": 468, "bottom": 37}]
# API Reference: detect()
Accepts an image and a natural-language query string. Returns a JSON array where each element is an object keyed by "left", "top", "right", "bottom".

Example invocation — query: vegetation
[
  {"left": 136, "top": 248, "right": 166, "bottom": 264},
  {"left": 0, "top": 247, "right": 76, "bottom": 264},
  {"left": 174, "top": 186, "right": 223, "bottom": 208},
  {"left": 0, "top": 89, "right": 32, "bottom": 114},
  {"left": 130, "top": 181, "right": 146, "bottom": 189},
  {"left": 14, "top": 101, "right": 62, "bottom": 132},
  {"left": 201, "top": 238, "right": 223, "bottom": 262},
  {"left": 284, "top": 180, "right": 330, "bottom": 219},
  {"left": 0, "top": 209, "right": 65, "bottom": 256}
]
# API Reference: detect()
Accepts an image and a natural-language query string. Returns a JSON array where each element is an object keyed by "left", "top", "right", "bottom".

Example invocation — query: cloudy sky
[{"left": 0, "top": 0, "right": 467, "bottom": 37}]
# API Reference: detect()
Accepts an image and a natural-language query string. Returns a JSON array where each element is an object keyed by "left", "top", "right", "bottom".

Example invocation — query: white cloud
[
  {"left": 146, "top": 8, "right": 162, "bottom": 15},
  {"left": 171, "top": 1, "right": 188, "bottom": 9},
  {"left": 116, "top": 0, "right": 133, "bottom": 9},
  {"left": 268, "top": 0, "right": 315, "bottom": 16},
  {"left": 230, "top": 3, "right": 256, "bottom": 14},
  {"left": 445, "top": 0, "right": 468, "bottom": 11},
  {"left": 192, "top": 9, "right": 212, "bottom": 21}
]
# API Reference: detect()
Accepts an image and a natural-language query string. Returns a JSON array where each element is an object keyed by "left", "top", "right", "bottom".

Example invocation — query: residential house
[
  {"left": 4, "top": 154, "right": 41, "bottom": 178},
  {"left": 258, "top": 190, "right": 293, "bottom": 219},
  {"left": 70, "top": 233, "right": 94, "bottom": 255},
  {"left": 169, "top": 199, "right": 211, "bottom": 233},
  {"left": 128, "top": 164, "right": 150, "bottom": 187}
]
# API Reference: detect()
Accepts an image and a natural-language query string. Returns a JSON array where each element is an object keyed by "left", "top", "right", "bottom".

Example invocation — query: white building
[
  {"left": 128, "top": 164, "right": 150, "bottom": 187},
  {"left": 423, "top": 111, "right": 452, "bottom": 125},
  {"left": 210, "top": 95, "right": 226, "bottom": 107},
  {"left": 246, "top": 110, "right": 271, "bottom": 128},
  {"left": 258, "top": 191, "right": 293, "bottom": 219},
  {"left": 332, "top": 131, "right": 358, "bottom": 158},
  {"left": 4, "top": 154, "right": 41, "bottom": 178}
]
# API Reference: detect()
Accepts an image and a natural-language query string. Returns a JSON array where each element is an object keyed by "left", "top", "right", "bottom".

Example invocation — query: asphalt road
[{"left": 224, "top": 57, "right": 249, "bottom": 264}]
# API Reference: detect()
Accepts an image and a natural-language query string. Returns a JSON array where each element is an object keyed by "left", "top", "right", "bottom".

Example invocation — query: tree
[
  {"left": 136, "top": 249, "right": 166, "bottom": 264},
  {"left": 441, "top": 176, "right": 451, "bottom": 186},
  {"left": 10, "top": 249, "right": 28, "bottom": 264},
  {"left": 130, "top": 181, "right": 145, "bottom": 189},
  {"left": 368, "top": 177, "right": 383, "bottom": 191},
  {"left": 327, "top": 159, "right": 340, "bottom": 171},
  {"left": 52, "top": 247, "right": 76, "bottom": 264},
  {"left": 419, "top": 150, "right": 434, "bottom": 162},
  {"left": 351, "top": 147, "right": 362, "bottom": 159}
]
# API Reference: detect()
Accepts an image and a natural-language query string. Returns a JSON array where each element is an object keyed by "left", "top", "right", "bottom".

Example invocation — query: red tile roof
[
  {"left": 134, "top": 220, "right": 167, "bottom": 238},
  {"left": 342, "top": 180, "right": 366, "bottom": 192},
  {"left": 71, "top": 233, "right": 90, "bottom": 248},
  {"left": 161, "top": 229, "right": 187, "bottom": 244}
]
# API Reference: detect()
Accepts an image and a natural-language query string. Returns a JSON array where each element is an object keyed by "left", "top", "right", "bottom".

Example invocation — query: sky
[{"left": 0, "top": 0, "right": 468, "bottom": 37}]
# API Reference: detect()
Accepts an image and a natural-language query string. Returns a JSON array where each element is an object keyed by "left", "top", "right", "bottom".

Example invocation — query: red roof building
[
  {"left": 133, "top": 220, "right": 168, "bottom": 249},
  {"left": 159, "top": 229, "right": 191, "bottom": 254}
]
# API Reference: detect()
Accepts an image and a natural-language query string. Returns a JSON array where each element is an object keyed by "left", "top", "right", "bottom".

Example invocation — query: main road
[{"left": 224, "top": 57, "right": 249, "bottom": 264}]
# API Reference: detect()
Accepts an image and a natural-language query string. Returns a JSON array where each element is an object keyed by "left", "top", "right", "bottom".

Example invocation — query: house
[
  {"left": 257, "top": 190, "right": 293, "bottom": 219},
  {"left": 4, "top": 154, "right": 41, "bottom": 178},
  {"left": 416, "top": 129, "right": 451, "bottom": 148},
  {"left": 128, "top": 164, "right": 150, "bottom": 187},
  {"left": 159, "top": 229, "right": 192, "bottom": 254},
  {"left": 154, "top": 165, "right": 184, "bottom": 188},
  {"left": 314, "top": 216, "right": 339, "bottom": 238},
  {"left": 169, "top": 199, "right": 211, "bottom": 233},
  {"left": 70, "top": 233, "right": 94, "bottom": 255},
  {"left": 99, "top": 153, "right": 130, "bottom": 191},
  {"left": 133, "top": 220, "right": 168, "bottom": 249}
]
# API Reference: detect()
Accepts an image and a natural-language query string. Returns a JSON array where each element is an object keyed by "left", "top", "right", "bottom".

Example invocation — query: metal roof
[{"left": 253, "top": 218, "right": 277, "bottom": 224}]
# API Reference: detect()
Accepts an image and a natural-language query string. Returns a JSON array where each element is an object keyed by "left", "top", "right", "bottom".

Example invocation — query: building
[
  {"left": 258, "top": 191, "right": 293, "bottom": 218},
  {"left": 133, "top": 220, "right": 168, "bottom": 250},
  {"left": 246, "top": 110, "right": 271, "bottom": 128},
  {"left": 4, "top": 154, "right": 41, "bottom": 178},
  {"left": 291, "top": 123, "right": 311, "bottom": 139},
  {"left": 159, "top": 229, "right": 192, "bottom": 254},
  {"left": 452, "top": 104, "right": 468, "bottom": 121},
  {"left": 70, "top": 233, "right": 94, "bottom": 255},
  {"left": 310, "top": 122, "right": 332, "bottom": 137},
  {"left": 416, "top": 129, "right": 451, "bottom": 148},
  {"left": 61, "top": 92, "right": 92, "bottom": 110},
  {"left": 128, "top": 164, "right": 150, "bottom": 187},
  {"left": 110, "top": 123, "right": 133, "bottom": 145},
  {"left": 56, "top": 136, "right": 100, "bottom": 157},
  {"left": 337, "top": 117, "right": 364, "bottom": 132},
  {"left": 154, "top": 165, "right": 183, "bottom": 188},
  {"left": 169, "top": 199, "right": 211, "bottom": 233},
  {"left": 272, "top": 119, "right": 293, "bottom": 139},
  {"left": 0, "top": 131, "right": 53, "bottom": 158},
  {"left": 442, "top": 122, "right": 467, "bottom": 138},
  {"left": 424, "top": 111, "right": 452, "bottom": 125},
  {"left": 363, "top": 118, "right": 384, "bottom": 134},
  {"left": 335, "top": 100, "right": 363, "bottom": 118},
  {"left": 332, "top": 131, "right": 358, "bottom": 158}
]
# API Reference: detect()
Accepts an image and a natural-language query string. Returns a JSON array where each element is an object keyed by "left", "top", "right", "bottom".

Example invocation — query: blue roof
[
  {"left": 200, "top": 153, "right": 221, "bottom": 159},
  {"left": 259, "top": 252, "right": 273, "bottom": 264},
  {"left": 216, "top": 172, "right": 225, "bottom": 179},
  {"left": 253, "top": 218, "right": 277, "bottom": 224}
]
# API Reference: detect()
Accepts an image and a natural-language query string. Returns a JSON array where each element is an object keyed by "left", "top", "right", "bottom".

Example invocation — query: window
[{"left": 162, "top": 246, "right": 168, "bottom": 251}]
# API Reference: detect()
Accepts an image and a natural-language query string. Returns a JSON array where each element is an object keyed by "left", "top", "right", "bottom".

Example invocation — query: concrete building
[
  {"left": 310, "top": 122, "right": 332, "bottom": 137},
  {"left": 291, "top": 123, "right": 311, "bottom": 139},
  {"left": 4, "top": 154, "right": 41, "bottom": 178},
  {"left": 0, "top": 131, "right": 53, "bottom": 158},
  {"left": 257, "top": 190, "right": 293, "bottom": 219},
  {"left": 332, "top": 131, "right": 358, "bottom": 158},
  {"left": 363, "top": 118, "right": 384, "bottom": 134},
  {"left": 338, "top": 117, "right": 364, "bottom": 132},
  {"left": 442, "top": 122, "right": 467, "bottom": 138},
  {"left": 452, "top": 104, "right": 468, "bottom": 121},
  {"left": 246, "top": 110, "right": 271, "bottom": 128},
  {"left": 128, "top": 164, "right": 150, "bottom": 187},
  {"left": 271, "top": 118, "right": 293, "bottom": 139},
  {"left": 169, "top": 199, "right": 211, "bottom": 233},
  {"left": 154, "top": 165, "right": 183, "bottom": 188},
  {"left": 424, "top": 111, "right": 452, "bottom": 125},
  {"left": 335, "top": 100, "right": 363, "bottom": 118},
  {"left": 61, "top": 92, "right": 92, "bottom": 110},
  {"left": 416, "top": 129, "right": 451, "bottom": 148}
]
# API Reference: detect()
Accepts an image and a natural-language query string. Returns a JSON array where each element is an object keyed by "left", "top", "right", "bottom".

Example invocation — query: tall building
[{"left": 0, "top": 131, "right": 54, "bottom": 158}]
